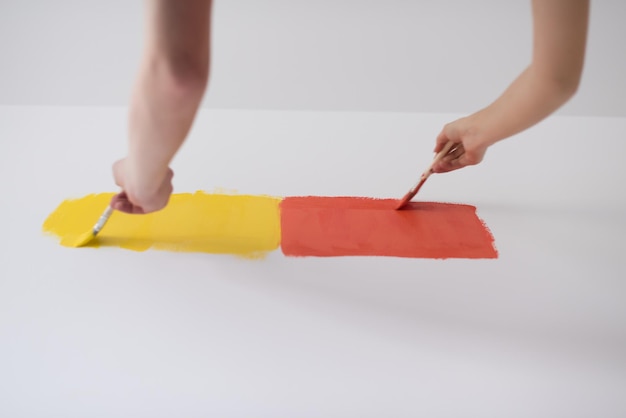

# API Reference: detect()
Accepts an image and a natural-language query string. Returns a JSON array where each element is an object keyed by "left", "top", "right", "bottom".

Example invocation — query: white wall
[{"left": 1, "top": 0, "right": 625, "bottom": 117}]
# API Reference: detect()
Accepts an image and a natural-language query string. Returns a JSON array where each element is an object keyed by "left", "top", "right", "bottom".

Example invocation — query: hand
[
  {"left": 110, "top": 159, "right": 174, "bottom": 214},
  {"left": 431, "top": 116, "right": 491, "bottom": 174}
]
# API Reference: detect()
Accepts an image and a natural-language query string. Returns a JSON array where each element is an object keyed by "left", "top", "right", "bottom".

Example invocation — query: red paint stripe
[{"left": 279, "top": 197, "right": 498, "bottom": 259}]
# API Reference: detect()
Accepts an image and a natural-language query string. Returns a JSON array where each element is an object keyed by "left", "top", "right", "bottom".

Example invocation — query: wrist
[
  {"left": 464, "top": 109, "right": 502, "bottom": 148},
  {"left": 125, "top": 157, "right": 169, "bottom": 198}
]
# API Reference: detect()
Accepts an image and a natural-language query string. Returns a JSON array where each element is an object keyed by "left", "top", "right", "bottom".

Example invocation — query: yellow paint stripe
[{"left": 42, "top": 192, "right": 283, "bottom": 258}]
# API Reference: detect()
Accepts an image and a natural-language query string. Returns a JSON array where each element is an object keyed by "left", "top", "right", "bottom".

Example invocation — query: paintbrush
[
  {"left": 71, "top": 205, "right": 114, "bottom": 247},
  {"left": 395, "top": 141, "right": 455, "bottom": 210}
]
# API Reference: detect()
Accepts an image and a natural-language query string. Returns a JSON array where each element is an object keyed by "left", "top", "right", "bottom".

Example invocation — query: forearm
[
  {"left": 123, "top": 0, "right": 211, "bottom": 202},
  {"left": 126, "top": 60, "right": 205, "bottom": 198},
  {"left": 465, "top": 0, "right": 588, "bottom": 147},
  {"left": 467, "top": 64, "right": 578, "bottom": 146}
]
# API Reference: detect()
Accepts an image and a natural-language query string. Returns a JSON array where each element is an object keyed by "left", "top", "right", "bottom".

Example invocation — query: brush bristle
[
  {"left": 395, "top": 195, "right": 411, "bottom": 210},
  {"left": 67, "top": 231, "right": 95, "bottom": 248}
]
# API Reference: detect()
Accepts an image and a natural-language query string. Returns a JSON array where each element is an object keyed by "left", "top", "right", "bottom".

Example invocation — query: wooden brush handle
[{"left": 423, "top": 141, "right": 455, "bottom": 177}]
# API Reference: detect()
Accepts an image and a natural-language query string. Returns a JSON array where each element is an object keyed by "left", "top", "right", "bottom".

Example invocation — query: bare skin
[
  {"left": 111, "top": 0, "right": 588, "bottom": 213},
  {"left": 432, "top": 0, "right": 589, "bottom": 173},
  {"left": 111, "top": 0, "right": 212, "bottom": 214}
]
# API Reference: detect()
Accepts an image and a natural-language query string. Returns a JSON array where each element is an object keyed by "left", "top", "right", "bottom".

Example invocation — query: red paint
[{"left": 279, "top": 197, "right": 497, "bottom": 259}]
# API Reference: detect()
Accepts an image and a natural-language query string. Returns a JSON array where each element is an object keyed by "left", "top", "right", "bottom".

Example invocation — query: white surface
[
  {"left": 1, "top": 0, "right": 626, "bottom": 117},
  {"left": 1, "top": 106, "right": 626, "bottom": 417}
]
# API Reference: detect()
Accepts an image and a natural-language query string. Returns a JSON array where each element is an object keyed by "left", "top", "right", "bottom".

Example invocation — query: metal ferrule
[{"left": 92, "top": 206, "right": 114, "bottom": 234}]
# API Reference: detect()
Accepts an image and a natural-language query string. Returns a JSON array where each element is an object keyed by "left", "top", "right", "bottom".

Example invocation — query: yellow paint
[
  {"left": 65, "top": 230, "right": 96, "bottom": 248},
  {"left": 42, "top": 191, "right": 282, "bottom": 258}
]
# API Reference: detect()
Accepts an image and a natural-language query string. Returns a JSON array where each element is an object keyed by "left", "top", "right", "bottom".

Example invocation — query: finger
[
  {"left": 432, "top": 144, "right": 462, "bottom": 173},
  {"left": 111, "top": 198, "right": 134, "bottom": 214},
  {"left": 433, "top": 147, "right": 466, "bottom": 172},
  {"left": 434, "top": 124, "right": 456, "bottom": 151},
  {"left": 109, "top": 191, "right": 126, "bottom": 208},
  {"left": 440, "top": 144, "right": 464, "bottom": 163},
  {"left": 458, "top": 152, "right": 481, "bottom": 167},
  {"left": 112, "top": 160, "right": 125, "bottom": 188},
  {"left": 152, "top": 181, "right": 173, "bottom": 212},
  {"left": 434, "top": 132, "right": 448, "bottom": 153},
  {"left": 436, "top": 148, "right": 484, "bottom": 173},
  {"left": 433, "top": 158, "right": 461, "bottom": 173},
  {"left": 432, "top": 160, "right": 460, "bottom": 173},
  {"left": 129, "top": 205, "right": 146, "bottom": 215},
  {"left": 110, "top": 192, "right": 145, "bottom": 214}
]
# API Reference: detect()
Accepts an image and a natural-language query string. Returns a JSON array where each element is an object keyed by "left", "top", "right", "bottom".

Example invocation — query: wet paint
[
  {"left": 279, "top": 196, "right": 498, "bottom": 259},
  {"left": 43, "top": 192, "right": 498, "bottom": 260},
  {"left": 42, "top": 191, "right": 282, "bottom": 258}
]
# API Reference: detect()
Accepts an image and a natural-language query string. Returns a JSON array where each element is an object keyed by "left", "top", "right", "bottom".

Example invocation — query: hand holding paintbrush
[{"left": 395, "top": 141, "right": 455, "bottom": 210}]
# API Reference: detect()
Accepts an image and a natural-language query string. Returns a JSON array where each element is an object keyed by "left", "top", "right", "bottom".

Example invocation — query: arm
[
  {"left": 433, "top": 0, "right": 589, "bottom": 173},
  {"left": 111, "top": 0, "right": 212, "bottom": 214}
]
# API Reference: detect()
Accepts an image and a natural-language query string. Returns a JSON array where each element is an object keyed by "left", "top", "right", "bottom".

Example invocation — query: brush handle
[
  {"left": 427, "top": 141, "right": 455, "bottom": 173},
  {"left": 412, "top": 141, "right": 455, "bottom": 188},
  {"left": 92, "top": 206, "right": 114, "bottom": 235},
  {"left": 395, "top": 141, "right": 457, "bottom": 210}
]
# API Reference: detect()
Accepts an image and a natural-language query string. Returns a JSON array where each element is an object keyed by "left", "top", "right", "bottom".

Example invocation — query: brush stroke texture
[
  {"left": 43, "top": 193, "right": 498, "bottom": 260},
  {"left": 43, "top": 192, "right": 282, "bottom": 258},
  {"left": 279, "top": 196, "right": 498, "bottom": 259}
]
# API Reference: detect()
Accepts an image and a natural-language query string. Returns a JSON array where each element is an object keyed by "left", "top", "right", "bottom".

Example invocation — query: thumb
[
  {"left": 112, "top": 159, "right": 126, "bottom": 189},
  {"left": 433, "top": 132, "right": 449, "bottom": 153}
]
